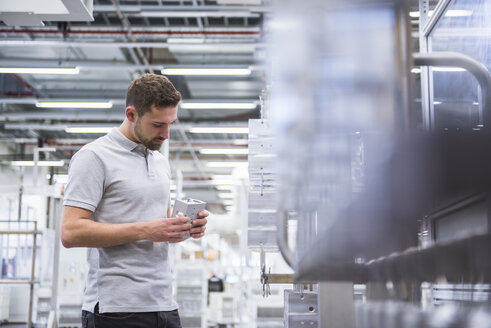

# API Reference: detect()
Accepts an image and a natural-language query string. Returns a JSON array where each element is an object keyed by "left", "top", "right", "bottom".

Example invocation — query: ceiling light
[
  {"left": 223, "top": 200, "right": 234, "bottom": 206},
  {"left": 218, "top": 193, "right": 234, "bottom": 199},
  {"left": 189, "top": 127, "right": 249, "bottom": 134},
  {"left": 212, "top": 175, "right": 237, "bottom": 185},
  {"left": 181, "top": 102, "right": 256, "bottom": 110},
  {"left": 162, "top": 68, "right": 251, "bottom": 76},
  {"left": 36, "top": 101, "right": 113, "bottom": 109},
  {"left": 199, "top": 148, "right": 248, "bottom": 155},
  {"left": 0, "top": 67, "right": 80, "bottom": 75},
  {"left": 141, "top": 11, "right": 259, "bottom": 18},
  {"left": 444, "top": 10, "right": 473, "bottom": 17},
  {"left": 409, "top": 10, "right": 473, "bottom": 18},
  {"left": 47, "top": 174, "right": 68, "bottom": 184},
  {"left": 412, "top": 67, "right": 466, "bottom": 73},
  {"left": 65, "top": 127, "right": 115, "bottom": 134},
  {"left": 167, "top": 38, "right": 204, "bottom": 44},
  {"left": 12, "top": 160, "right": 65, "bottom": 167},
  {"left": 432, "top": 67, "right": 466, "bottom": 72},
  {"left": 206, "top": 161, "right": 248, "bottom": 168},
  {"left": 233, "top": 139, "right": 248, "bottom": 145},
  {"left": 433, "top": 101, "right": 442, "bottom": 105},
  {"left": 215, "top": 185, "right": 236, "bottom": 191}
]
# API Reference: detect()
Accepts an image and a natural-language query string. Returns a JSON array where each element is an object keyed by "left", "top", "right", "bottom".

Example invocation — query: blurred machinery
[
  {"left": 175, "top": 266, "right": 207, "bottom": 328},
  {"left": 263, "top": 0, "right": 491, "bottom": 327}
]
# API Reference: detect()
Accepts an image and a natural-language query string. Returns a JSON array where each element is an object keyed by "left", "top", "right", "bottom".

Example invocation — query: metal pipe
[
  {"left": 413, "top": 52, "right": 491, "bottom": 128},
  {"left": 422, "top": 0, "right": 452, "bottom": 37},
  {"left": 27, "top": 221, "right": 37, "bottom": 328},
  {"left": 277, "top": 210, "right": 294, "bottom": 268},
  {"left": 0, "top": 29, "right": 260, "bottom": 36},
  {"left": 0, "top": 280, "right": 38, "bottom": 284},
  {"left": 0, "top": 230, "right": 42, "bottom": 235}
]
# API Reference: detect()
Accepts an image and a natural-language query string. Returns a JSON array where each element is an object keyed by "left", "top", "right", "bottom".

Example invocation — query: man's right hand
[{"left": 143, "top": 217, "right": 192, "bottom": 243}]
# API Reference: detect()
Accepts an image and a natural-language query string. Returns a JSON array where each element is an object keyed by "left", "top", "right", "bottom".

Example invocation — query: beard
[{"left": 134, "top": 119, "right": 165, "bottom": 151}]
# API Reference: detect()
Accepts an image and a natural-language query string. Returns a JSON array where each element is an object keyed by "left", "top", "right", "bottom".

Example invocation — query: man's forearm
[{"left": 61, "top": 218, "right": 148, "bottom": 248}]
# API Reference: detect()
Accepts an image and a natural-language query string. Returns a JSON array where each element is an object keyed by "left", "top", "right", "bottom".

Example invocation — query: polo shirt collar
[{"left": 109, "top": 127, "right": 144, "bottom": 153}]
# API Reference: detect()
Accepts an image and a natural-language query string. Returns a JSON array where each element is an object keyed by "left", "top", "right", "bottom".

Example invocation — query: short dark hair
[{"left": 126, "top": 73, "right": 182, "bottom": 116}]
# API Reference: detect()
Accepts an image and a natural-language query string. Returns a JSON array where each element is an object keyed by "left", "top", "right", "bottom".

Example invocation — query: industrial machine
[{"left": 260, "top": 0, "right": 491, "bottom": 326}]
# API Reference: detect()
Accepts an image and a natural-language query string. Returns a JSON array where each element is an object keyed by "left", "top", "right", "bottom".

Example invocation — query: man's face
[{"left": 133, "top": 105, "right": 178, "bottom": 150}]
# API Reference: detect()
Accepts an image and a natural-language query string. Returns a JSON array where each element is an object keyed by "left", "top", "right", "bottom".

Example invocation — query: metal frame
[
  {"left": 418, "top": 0, "right": 491, "bottom": 131},
  {"left": 0, "top": 220, "right": 41, "bottom": 328},
  {"left": 414, "top": 52, "right": 491, "bottom": 129}
]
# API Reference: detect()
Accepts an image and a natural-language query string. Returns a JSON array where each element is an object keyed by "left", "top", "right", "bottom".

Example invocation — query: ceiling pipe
[
  {"left": 92, "top": 4, "right": 269, "bottom": 13},
  {"left": 0, "top": 29, "right": 260, "bottom": 35}
]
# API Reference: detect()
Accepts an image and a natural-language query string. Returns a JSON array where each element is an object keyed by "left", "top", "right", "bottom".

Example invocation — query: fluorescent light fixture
[
  {"left": 409, "top": 10, "right": 473, "bottom": 18},
  {"left": 199, "top": 148, "right": 248, "bottom": 155},
  {"left": 167, "top": 37, "right": 204, "bottom": 44},
  {"left": 189, "top": 127, "right": 249, "bottom": 134},
  {"left": 36, "top": 101, "right": 113, "bottom": 109},
  {"left": 206, "top": 161, "right": 248, "bottom": 168},
  {"left": 162, "top": 68, "right": 251, "bottom": 76},
  {"left": 215, "top": 185, "right": 236, "bottom": 191},
  {"left": 170, "top": 185, "right": 177, "bottom": 190},
  {"left": 213, "top": 180, "right": 236, "bottom": 185},
  {"left": 12, "top": 160, "right": 65, "bottom": 167},
  {"left": 233, "top": 139, "right": 248, "bottom": 145},
  {"left": 181, "top": 102, "right": 256, "bottom": 110},
  {"left": 0, "top": 67, "right": 80, "bottom": 75},
  {"left": 412, "top": 67, "right": 465, "bottom": 73},
  {"left": 212, "top": 175, "right": 237, "bottom": 185},
  {"left": 223, "top": 200, "right": 234, "bottom": 206},
  {"left": 54, "top": 174, "right": 69, "bottom": 184},
  {"left": 444, "top": 9, "right": 473, "bottom": 17},
  {"left": 141, "top": 11, "right": 258, "bottom": 18},
  {"left": 433, "top": 101, "right": 442, "bottom": 105},
  {"left": 473, "top": 101, "right": 479, "bottom": 105},
  {"left": 432, "top": 67, "right": 466, "bottom": 72},
  {"left": 218, "top": 193, "right": 234, "bottom": 199},
  {"left": 65, "top": 127, "right": 115, "bottom": 133}
]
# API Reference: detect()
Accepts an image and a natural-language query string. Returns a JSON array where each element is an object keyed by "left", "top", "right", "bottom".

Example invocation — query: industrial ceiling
[{"left": 0, "top": 0, "right": 268, "bottom": 214}]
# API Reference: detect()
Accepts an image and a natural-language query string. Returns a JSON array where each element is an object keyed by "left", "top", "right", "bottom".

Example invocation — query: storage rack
[{"left": 0, "top": 220, "right": 41, "bottom": 328}]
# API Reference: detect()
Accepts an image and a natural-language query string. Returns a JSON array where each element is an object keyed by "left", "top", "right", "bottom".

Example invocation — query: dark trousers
[{"left": 82, "top": 304, "right": 182, "bottom": 328}]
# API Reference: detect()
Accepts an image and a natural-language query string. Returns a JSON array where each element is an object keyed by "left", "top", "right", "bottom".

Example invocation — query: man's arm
[{"left": 61, "top": 205, "right": 192, "bottom": 248}]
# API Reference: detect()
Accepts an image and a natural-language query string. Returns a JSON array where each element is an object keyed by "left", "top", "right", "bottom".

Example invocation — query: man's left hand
[{"left": 190, "top": 210, "right": 208, "bottom": 239}]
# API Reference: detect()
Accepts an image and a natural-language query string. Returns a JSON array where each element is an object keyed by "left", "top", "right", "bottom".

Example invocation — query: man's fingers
[
  {"left": 168, "top": 238, "right": 186, "bottom": 243},
  {"left": 198, "top": 210, "right": 209, "bottom": 217},
  {"left": 192, "top": 218, "right": 207, "bottom": 227},
  {"left": 191, "top": 232, "right": 205, "bottom": 239},
  {"left": 190, "top": 225, "right": 206, "bottom": 234},
  {"left": 171, "top": 223, "right": 192, "bottom": 232},
  {"left": 169, "top": 217, "right": 190, "bottom": 224}
]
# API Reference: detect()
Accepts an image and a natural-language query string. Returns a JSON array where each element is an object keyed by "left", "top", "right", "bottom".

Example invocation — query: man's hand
[
  {"left": 144, "top": 217, "right": 192, "bottom": 243},
  {"left": 190, "top": 210, "right": 209, "bottom": 239}
]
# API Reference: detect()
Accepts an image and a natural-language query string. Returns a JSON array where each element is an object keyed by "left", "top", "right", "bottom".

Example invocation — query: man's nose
[{"left": 160, "top": 126, "right": 170, "bottom": 139}]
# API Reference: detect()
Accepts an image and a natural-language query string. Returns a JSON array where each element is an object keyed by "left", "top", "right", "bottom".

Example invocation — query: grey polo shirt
[{"left": 63, "top": 128, "right": 177, "bottom": 313}]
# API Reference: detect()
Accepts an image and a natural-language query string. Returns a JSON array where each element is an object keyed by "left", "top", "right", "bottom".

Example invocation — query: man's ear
[{"left": 125, "top": 106, "right": 138, "bottom": 123}]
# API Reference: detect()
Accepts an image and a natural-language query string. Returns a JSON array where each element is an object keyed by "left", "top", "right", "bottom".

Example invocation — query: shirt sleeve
[{"left": 63, "top": 149, "right": 105, "bottom": 212}]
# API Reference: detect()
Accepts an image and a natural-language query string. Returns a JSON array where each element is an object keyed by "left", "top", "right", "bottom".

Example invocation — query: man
[{"left": 61, "top": 73, "right": 208, "bottom": 328}]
